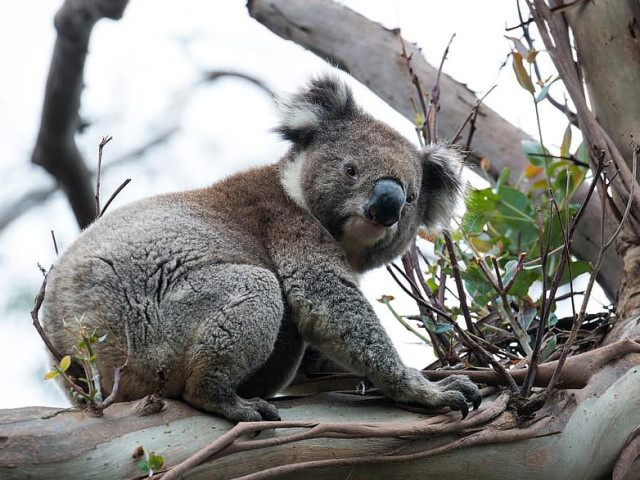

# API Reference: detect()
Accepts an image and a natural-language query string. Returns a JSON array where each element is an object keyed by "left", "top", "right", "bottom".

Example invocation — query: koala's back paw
[
  {"left": 218, "top": 397, "right": 281, "bottom": 423},
  {"left": 184, "top": 381, "right": 280, "bottom": 423}
]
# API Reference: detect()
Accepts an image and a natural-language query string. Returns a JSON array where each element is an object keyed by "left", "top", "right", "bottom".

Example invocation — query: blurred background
[{"left": 0, "top": 0, "right": 579, "bottom": 408}]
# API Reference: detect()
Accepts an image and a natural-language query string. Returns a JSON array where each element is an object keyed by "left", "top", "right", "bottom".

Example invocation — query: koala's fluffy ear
[
  {"left": 420, "top": 144, "right": 465, "bottom": 229},
  {"left": 276, "top": 75, "right": 358, "bottom": 146}
]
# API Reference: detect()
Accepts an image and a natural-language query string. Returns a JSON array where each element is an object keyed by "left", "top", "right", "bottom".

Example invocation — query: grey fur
[{"left": 43, "top": 74, "right": 480, "bottom": 422}]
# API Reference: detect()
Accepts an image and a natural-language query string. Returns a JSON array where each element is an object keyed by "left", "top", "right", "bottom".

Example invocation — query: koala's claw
[
  {"left": 456, "top": 403, "right": 469, "bottom": 420},
  {"left": 434, "top": 374, "right": 482, "bottom": 412}
]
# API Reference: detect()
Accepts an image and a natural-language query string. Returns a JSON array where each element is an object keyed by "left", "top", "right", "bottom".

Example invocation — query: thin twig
[
  {"left": 451, "top": 86, "right": 497, "bottom": 145},
  {"left": 95, "top": 135, "right": 113, "bottom": 219},
  {"left": 30, "top": 268, "right": 63, "bottom": 362},
  {"left": 442, "top": 231, "right": 476, "bottom": 334},
  {"left": 427, "top": 33, "right": 456, "bottom": 144},
  {"left": 50, "top": 230, "right": 59, "bottom": 256},
  {"left": 99, "top": 178, "right": 131, "bottom": 218},
  {"left": 101, "top": 317, "right": 131, "bottom": 409}
]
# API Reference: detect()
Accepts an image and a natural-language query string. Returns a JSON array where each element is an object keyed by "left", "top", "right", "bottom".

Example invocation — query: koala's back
[{"left": 43, "top": 164, "right": 294, "bottom": 401}]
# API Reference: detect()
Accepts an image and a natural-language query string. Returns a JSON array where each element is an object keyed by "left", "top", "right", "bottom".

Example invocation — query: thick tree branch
[
  {"left": 3, "top": 348, "right": 640, "bottom": 478},
  {"left": 32, "top": 0, "right": 130, "bottom": 229}
]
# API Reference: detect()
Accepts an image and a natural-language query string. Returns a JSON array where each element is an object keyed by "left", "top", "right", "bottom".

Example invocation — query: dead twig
[
  {"left": 94, "top": 135, "right": 113, "bottom": 218},
  {"left": 30, "top": 267, "right": 63, "bottom": 363}
]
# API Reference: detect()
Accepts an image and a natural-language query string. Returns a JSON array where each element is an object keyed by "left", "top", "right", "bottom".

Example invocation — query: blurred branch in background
[{"left": 31, "top": 0, "right": 130, "bottom": 229}]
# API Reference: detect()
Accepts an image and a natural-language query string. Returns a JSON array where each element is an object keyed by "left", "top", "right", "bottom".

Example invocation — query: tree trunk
[
  {"left": 562, "top": 0, "right": 640, "bottom": 331},
  {"left": 246, "top": 0, "right": 622, "bottom": 300},
  {"left": 565, "top": 1, "right": 640, "bottom": 169}
]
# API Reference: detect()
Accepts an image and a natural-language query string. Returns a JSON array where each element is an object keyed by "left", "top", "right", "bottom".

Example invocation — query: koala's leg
[
  {"left": 176, "top": 264, "right": 283, "bottom": 422},
  {"left": 286, "top": 268, "right": 481, "bottom": 418},
  {"left": 238, "top": 312, "right": 306, "bottom": 398},
  {"left": 298, "top": 346, "right": 350, "bottom": 375}
]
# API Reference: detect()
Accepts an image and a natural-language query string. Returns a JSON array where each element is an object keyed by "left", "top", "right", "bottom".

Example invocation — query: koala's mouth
[{"left": 342, "top": 215, "right": 391, "bottom": 246}]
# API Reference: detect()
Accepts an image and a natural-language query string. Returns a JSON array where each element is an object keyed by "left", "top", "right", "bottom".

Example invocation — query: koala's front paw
[{"left": 389, "top": 369, "right": 481, "bottom": 419}]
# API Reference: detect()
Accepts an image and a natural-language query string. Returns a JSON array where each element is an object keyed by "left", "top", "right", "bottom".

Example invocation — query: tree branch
[{"left": 32, "top": 0, "right": 130, "bottom": 229}]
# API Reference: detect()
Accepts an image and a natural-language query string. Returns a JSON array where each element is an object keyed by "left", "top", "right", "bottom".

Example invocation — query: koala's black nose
[{"left": 365, "top": 179, "right": 405, "bottom": 227}]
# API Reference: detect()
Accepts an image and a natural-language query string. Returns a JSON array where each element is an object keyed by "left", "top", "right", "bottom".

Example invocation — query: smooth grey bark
[
  {"left": 565, "top": 0, "right": 640, "bottom": 169},
  {"left": 247, "top": 0, "right": 621, "bottom": 299},
  {"left": 2, "top": 349, "right": 640, "bottom": 479}
]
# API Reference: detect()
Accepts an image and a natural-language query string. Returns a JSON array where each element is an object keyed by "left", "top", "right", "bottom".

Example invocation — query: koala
[{"left": 42, "top": 75, "right": 481, "bottom": 423}]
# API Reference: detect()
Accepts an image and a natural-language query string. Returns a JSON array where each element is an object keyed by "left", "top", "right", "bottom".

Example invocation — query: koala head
[{"left": 278, "top": 75, "right": 464, "bottom": 272}]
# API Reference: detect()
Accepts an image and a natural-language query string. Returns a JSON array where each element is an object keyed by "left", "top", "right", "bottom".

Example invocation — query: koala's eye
[
  {"left": 406, "top": 194, "right": 416, "bottom": 205},
  {"left": 344, "top": 164, "right": 359, "bottom": 180}
]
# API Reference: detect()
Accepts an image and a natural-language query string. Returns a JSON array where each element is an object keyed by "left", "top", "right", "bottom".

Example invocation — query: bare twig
[
  {"left": 101, "top": 317, "right": 131, "bottom": 410},
  {"left": 451, "top": 86, "right": 497, "bottom": 146},
  {"left": 30, "top": 268, "right": 63, "bottom": 363},
  {"left": 95, "top": 135, "right": 113, "bottom": 218},
  {"left": 99, "top": 178, "right": 131, "bottom": 218},
  {"left": 50, "top": 230, "right": 59, "bottom": 256},
  {"left": 426, "top": 33, "right": 456, "bottom": 144},
  {"left": 442, "top": 231, "right": 476, "bottom": 334}
]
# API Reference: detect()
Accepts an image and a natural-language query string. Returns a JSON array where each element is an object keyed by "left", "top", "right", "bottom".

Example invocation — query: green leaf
[
  {"left": 460, "top": 263, "right": 494, "bottom": 307},
  {"left": 148, "top": 453, "right": 164, "bottom": 471},
  {"left": 554, "top": 168, "right": 572, "bottom": 198},
  {"left": 495, "top": 168, "right": 511, "bottom": 192},
  {"left": 505, "top": 36, "right": 529, "bottom": 59},
  {"left": 138, "top": 460, "right": 149, "bottom": 472},
  {"left": 59, "top": 355, "right": 71, "bottom": 373},
  {"left": 522, "top": 140, "right": 551, "bottom": 167},
  {"left": 77, "top": 340, "right": 86, "bottom": 350},
  {"left": 423, "top": 316, "right": 453, "bottom": 334},
  {"left": 541, "top": 334, "right": 557, "bottom": 362},
  {"left": 466, "top": 187, "right": 499, "bottom": 211},
  {"left": 44, "top": 370, "right": 60, "bottom": 380},
  {"left": 576, "top": 142, "right": 590, "bottom": 165},
  {"left": 535, "top": 77, "right": 558, "bottom": 103},
  {"left": 536, "top": 83, "right": 551, "bottom": 103},
  {"left": 503, "top": 259, "right": 538, "bottom": 297},
  {"left": 502, "top": 260, "right": 521, "bottom": 290},
  {"left": 559, "top": 260, "right": 591, "bottom": 285},
  {"left": 516, "top": 298, "right": 537, "bottom": 330},
  {"left": 462, "top": 211, "right": 485, "bottom": 236},
  {"left": 512, "top": 51, "right": 535, "bottom": 93},
  {"left": 560, "top": 124, "right": 572, "bottom": 159}
]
